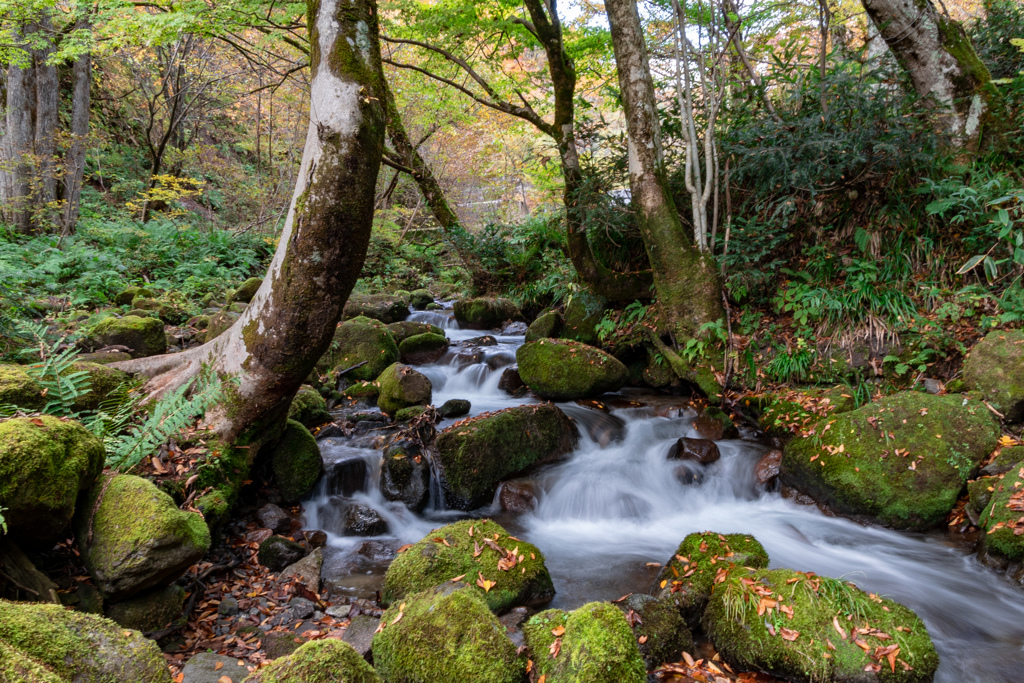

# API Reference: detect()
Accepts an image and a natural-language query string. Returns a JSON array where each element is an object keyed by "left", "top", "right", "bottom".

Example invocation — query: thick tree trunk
[
  {"left": 860, "top": 0, "right": 994, "bottom": 149},
  {"left": 33, "top": 17, "right": 59, "bottom": 220},
  {"left": 603, "top": 0, "right": 723, "bottom": 338},
  {"left": 61, "top": 52, "right": 91, "bottom": 235},
  {"left": 112, "top": 0, "right": 386, "bottom": 449},
  {"left": 2, "top": 56, "right": 33, "bottom": 233}
]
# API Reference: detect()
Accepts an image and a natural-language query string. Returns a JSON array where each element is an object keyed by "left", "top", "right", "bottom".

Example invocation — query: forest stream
[{"left": 301, "top": 308, "right": 1024, "bottom": 683}]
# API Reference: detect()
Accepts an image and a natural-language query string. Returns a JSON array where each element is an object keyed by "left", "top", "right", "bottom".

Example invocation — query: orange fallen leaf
[
  {"left": 551, "top": 625, "right": 565, "bottom": 636},
  {"left": 214, "top": 662, "right": 224, "bottom": 670}
]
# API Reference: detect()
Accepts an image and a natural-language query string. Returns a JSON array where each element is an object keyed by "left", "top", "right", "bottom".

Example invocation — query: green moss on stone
[
  {"left": 89, "top": 316, "right": 167, "bottom": 358},
  {"left": 343, "top": 295, "right": 409, "bottom": 324},
  {"left": 516, "top": 339, "right": 628, "bottom": 401},
  {"left": 409, "top": 289, "right": 434, "bottom": 309},
  {"left": 318, "top": 316, "right": 399, "bottom": 381},
  {"left": 380, "top": 519, "right": 554, "bottom": 612},
  {"left": 398, "top": 332, "right": 448, "bottom": 360},
  {"left": 105, "top": 584, "right": 185, "bottom": 633},
  {"left": 376, "top": 363, "right": 432, "bottom": 415},
  {"left": 525, "top": 310, "right": 563, "bottom": 343},
  {"left": 394, "top": 405, "right": 427, "bottom": 421},
  {"left": 0, "top": 417, "right": 104, "bottom": 543},
  {"left": 387, "top": 320, "right": 443, "bottom": 343},
  {"left": 453, "top": 298, "right": 521, "bottom": 330},
  {"left": 65, "top": 362, "right": 131, "bottom": 413},
  {"left": 342, "top": 381, "right": 379, "bottom": 404},
  {"left": 962, "top": 329, "right": 1024, "bottom": 422},
  {"left": 269, "top": 420, "right": 322, "bottom": 503},
  {"left": 435, "top": 403, "right": 577, "bottom": 509},
  {"left": 562, "top": 291, "right": 608, "bottom": 346},
  {"left": 288, "top": 385, "right": 332, "bottom": 428},
  {"left": 617, "top": 593, "right": 694, "bottom": 669},
  {"left": 114, "top": 286, "right": 155, "bottom": 307},
  {"left": 0, "top": 639, "right": 64, "bottom": 683},
  {"left": 243, "top": 639, "right": 381, "bottom": 683},
  {"left": 0, "top": 365, "right": 45, "bottom": 410},
  {"left": 782, "top": 392, "right": 1000, "bottom": 529},
  {"left": 978, "top": 458, "right": 1024, "bottom": 560},
  {"left": 524, "top": 602, "right": 646, "bottom": 683},
  {"left": 231, "top": 277, "right": 263, "bottom": 304},
  {"left": 651, "top": 531, "right": 769, "bottom": 627},
  {"left": 373, "top": 585, "right": 524, "bottom": 683},
  {"left": 704, "top": 567, "right": 938, "bottom": 683}
]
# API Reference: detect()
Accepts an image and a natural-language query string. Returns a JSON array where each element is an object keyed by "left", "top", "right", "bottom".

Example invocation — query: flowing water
[{"left": 302, "top": 309, "right": 1024, "bottom": 682}]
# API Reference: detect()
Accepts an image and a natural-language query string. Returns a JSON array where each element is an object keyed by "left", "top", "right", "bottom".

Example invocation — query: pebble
[
  {"left": 217, "top": 596, "right": 239, "bottom": 617},
  {"left": 326, "top": 604, "right": 351, "bottom": 619}
]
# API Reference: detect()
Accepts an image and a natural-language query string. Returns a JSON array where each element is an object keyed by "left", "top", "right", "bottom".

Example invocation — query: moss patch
[
  {"left": 561, "top": 290, "right": 608, "bottom": 345},
  {"left": 66, "top": 362, "right": 131, "bottom": 413},
  {"left": 89, "top": 315, "right": 167, "bottom": 358},
  {"left": 231, "top": 277, "right": 263, "bottom": 304},
  {"left": 977, "top": 459, "right": 1024, "bottom": 561},
  {"left": 343, "top": 294, "right": 409, "bottom": 324},
  {"left": 0, "top": 365, "right": 45, "bottom": 410},
  {"left": 387, "top": 320, "right": 443, "bottom": 343},
  {"left": 435, "top": 403, "right": 578, "bottom": 509},
  {"left": 781, "top": 392, "right": 1000, "bottom": 529},
  {"left": 243, "top": 639, "right": 381, "bottom": 682},
  {"left": 704, "top": 568, "right": 938, "bottom": 683},
  {"left": 380, "top": 519, "right": 554, "bottom": 613},
  {"left": 373, "top": 585, "right": 524, "bottom": 683},
  {"left": 269, "top": 420, "right": 322, "bottom": 503},
  {"left": 317, "top": 316, "right": 399, "bottom": 381},
  {"left": 398, "top": 333, "right": 449, "bottom": 364},
  {"left": 526, "top": 310, "right": 564, "bottom": 343},
  {"left": 453, "top": 298, "right": 522, "bottom": 330},
  {"left": 288, "top": 385, "right": 332, "bottom": 428},
  {"left": 516, "top": 339, "right": 628, "bottom": 401},
  {"left": 962, "top": 329, "right": 1024, "bottom": 422},
  {"left": 376, "top": 363, "right": 432, "bottom": 415},
  {"left": 617, "top": 593, "right": 694, "bottom": 669}
]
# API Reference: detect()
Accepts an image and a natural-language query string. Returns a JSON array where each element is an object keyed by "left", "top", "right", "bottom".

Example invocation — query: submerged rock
[
  {"left": 499, "top": 321, "right": 528, "bottom": 335},
  {"left": 318, "top": 316, "right": 400, "bottom": 381},
  {"left": 435, "top": 403, "right": 577, "bottom": 509},
  {"left": 373, "top": 585, "right": 524, "bottom": 683},
  {"left": 755, "top": 449, "right": 784, "bottom": 485},
  {"left": 323, "top": 497, "right": 389, "bottom": 536},
  {"left": 499, "top": 480, "right": 537, "bottom": 513},
  {"left": 522, "top": 602, "right": 646, "bottom": 683},
  {"left": 287, "top": 385, "right": 332, "bottom": 428},
  {"left": 88, "top": 315, "right": 167, "bottom": 358},
  {"left": 516, "top": 339, "right": 628, "bottom": 401},
  {"left": 268, "top": 420, "right": 322, "bottom": 504},
  {"left": 962, "top": 329, "right": 1024, "bottom": 422},
  {"left": 497, "top": 367, "right": 526, "bottom": 396},
  {"left": 781, "top": 392, "right": 1000, "bottom": 530},
  {"left": 376, "top": 363, "right": 432, "bottom": 415},
  {"left": 704, "top": 567, "right": 939, "bottom": 683},
  {"left": 453, "top": 297, "right": 522, "bottom": 330},
  {"left": 380, "top": 519, "right": 554, "bottom": 613},
  {"left": 650, "top": 531, "right": 769, "bottom": 628},
  {"left": 243, "top": 639, "right": 381, "bottom": 682},
  {"left": 0, "top": 600, "right": 172, "bottom": 682},
  {"left": 0, "top": 416, "right": 104, "bottom": 545}
]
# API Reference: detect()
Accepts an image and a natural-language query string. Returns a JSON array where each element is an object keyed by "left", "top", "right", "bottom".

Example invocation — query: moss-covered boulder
[
  {"left": 105, "top": 584, "right": 185, "bottom": 633},
  {"left": 231, "top": 276, "right": 263, "bottom": 304},
  {"left": 130, "top": 297, "right": 187, "bottom": 325},
  {"left": 525, "top": 310, "right": 563, "bottom": 343},
  {"left": 77, "top": 351, "right": 133, "bottom": 365},
  {"left": 453, "top": 298, "right": 521, "bottom": 330},
  {"left": 65, "top": 362, "right": 130, "bottom": 413},
  {"left": 243, "top": 640, "right": 381, "bottom": 683},
  {"left": 288, "top": 385, "right": 332, "bottom": 428},
  {"left": 975, "top": 457, "right": 1024, "bottom": 561},
  {"left": 258, "top": 535, "right": 306, "bottom": 572},
  {"left": 344, "top": 294, "right": 409, "bottom": 324},
  {"left": 963, "top": 329, "right": 1024, "bottom": 422},
  {"left": 376, "top": 363, "right": 432, "bottom": 415},
  {"left": 436, "top": 403, "right": 578, "bottom": 509},
  {"left": 561, "top": 290, "right": 608, "bottom": 345},
  {"left": 0, "top": 599, "right": 172, "bottom": 682},
  {"left": 438, "top": 398, "right": 471, "bottom": 418},
  {"left": 113, "top": 286, "right": 156, "bottom": 307},
  {"left": 704, "top": 567, "right": 938, "bottom": 683},
  {"left": 516, "top": 339, "right": 628, "bottom": 401},
  {"left": 409, "top": 289, "right": 434, "bottom": 310},
  {"left": 781, "top": 392, "right": 1000, "bottom": 530},
  {"left": 759, "top": 387, "right": 857, "bottom": 436},
  {"left": 343, "top": 381, "right": 380, "bottom": 405},
  {"left": 0, "top": 364, "right": 45, "bottom": 410},
  {"left": 268, "top": 420, "right": 322, "bottom": 503},
  {"left": 88, "top": 316, "right": 166, "bottom": 358},
  {"left": 399, "top": 332, "right": 449, "bottom": 364},
  {"left": 387, "top": 320, "right": 443, "bottom": 343},
  {"left": 523, "top": 602, "right": 646, "bottom": 683},
  {"left": 380, "top": 519, "right": 554, "bottom": 612},
  {"left": 650, "top": 532, "right": 769, "bottom": 628},
  {"left": 374, "top": 584, "right": 524, "bottom": 683},
  {"left": 318, "top": 316, "right": 399, "bottom": 381},
  {"left": 0, "top": 417, "right": 104, "bottom": 544},
  {"left": 204, "top": 309, "right": 239, "bottom": 342},
  {"left": 73, "top": 474, "right": 210, "bottom": 601},
  {"left": 394, "top": 405, "right": 427, "bottom": 421},
  {"left": 617, "top": 593, "right": 694, "bottom": 669}
]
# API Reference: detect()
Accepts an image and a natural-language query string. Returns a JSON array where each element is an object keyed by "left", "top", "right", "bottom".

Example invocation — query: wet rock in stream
[
  {"left": 498, "top": 480, "right": 537, "bottom": 513},
  {"left": 379, "top": 438, "right": 431, "bottom": 512},
  {"left": 497, "top": 366, "right": 527, "bottom": 396},
  {"left": 437, "top": 398, "right": 471, "bottom": 418},
  {"left": 666, "top": 436, "right": 721, "bottom": 464},
  {"left": 321, "top": 497, "right": 389, "bottom": 536},
  {"left": 257, "top": 503, "right": 291, "bottom": 535}
]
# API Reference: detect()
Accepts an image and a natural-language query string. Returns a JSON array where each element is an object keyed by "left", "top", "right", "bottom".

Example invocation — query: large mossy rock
[
  {"left": 243, "top": 640, "right": 381, "bottom": 683},
  {"left": 204, "top": 309, "right": 240, "bottom": 341},
  {"left": 268, "top": 420, "right": 323, "bottom": 503},
  {"left": 453, "top": 298, "right": 521, "bottom": 330},
  {"left": 74, "top": 474, "right": 210, "bottom": 601},
  {"left": 0, "top": 417, "right": 104, "bottom": 544},
  {"left": 376, "top": 363, "right": 432, "bottom": 415},
  {"left": 380, "top": 519, "right": 554, "bottom": 612},
  {"left": 0, "top": 599, "right": 172, "bottom": 682},
  {"left": 650, "top": 531, "right": 769, "bottom": 628},
  {"left": 231, "top": 276, "right": 263, "bottom": 304},
  {"left": 704, "top": 567, "right": 938, "bottom": 683},
  {"left": 516, "top": 339, "right": 628, "bottom": 401},
  {"left": 525, "top": 310, "right": 563, "bottom": 343},
  {"left": 522, "top": 602, "right": 646, "bottom": 683},
  {"left": 0, "top": 365, "right": 45, "bottom": 410},
  {"left": 287, "top": 385, "right": 332, "bottom": 428},
  {"left": 409, "top": 289, "right": 434, "bottom": 310},
  {"left": 398, "top": 332, "right": 449, "bottom": 364},
  {"left": 373, "top": 585, "right": 524, "bottom": 683},
  {"left": 88, "top": 315, "right": 166, "bottom": 358},
  {"left": 114, "top": 286, "right": 156, "bottom": 307},
  {"left": 387, "top": 320, "right": 443, "bottom": 344},
  {"left": 781, "top": 392, "right": 1000, "bottom": 530},
  {"left": 318, "top": 316, "right": 399, "bottom": 381},
  {"left": 974, "top": 454, "right": 1024, "bottom": 562},
  {"left": 758, "top": 387, "right": 857, "bottom": 436},
  {"left": 616, "top": 593, "right": 693, "bottom": 669},
  {"left": 561, "top": 290, "right": 608, "bottom": 345},
  {"left": 66, "top": 362, "right": 131, "bottom": 413},
  {"left": 435, "top": 403, "right": 578, "bottom": 509},
  {"left": 962, "top": 329, "right": 1024, "bottom": 422},
  {"left": 343, "top": 294, "right": 409, "bottom": 324}
]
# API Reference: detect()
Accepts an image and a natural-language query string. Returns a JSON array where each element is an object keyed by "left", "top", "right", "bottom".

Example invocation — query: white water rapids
[{"left": 302, "top": 309, "right": 1024, "bottom": 682}]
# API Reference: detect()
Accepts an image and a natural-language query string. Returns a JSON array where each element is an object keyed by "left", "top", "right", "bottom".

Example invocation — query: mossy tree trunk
[
  {"left": 111, "top": 0, "right": 386, "bottom": 450},
  {"left": 603, "top": 0, "right": 723, "bottom": 339},
  {"left": 860, "top": 0, "right": 995, "bottom": 150}
]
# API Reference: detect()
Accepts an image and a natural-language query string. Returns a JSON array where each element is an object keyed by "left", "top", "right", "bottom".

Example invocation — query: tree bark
[
  {"left": 61, "top": 52, "right": 91, "bottom": 236},
  {"left": 860, "top": 0, "right": 994, "bottom": 149},
  {"left": 112, "top": 0, "right": 386, "bottom": 450},
  {"left": 2, "top": 53, "right": 33, "bottom": 233},
  {"left": 603, "top": 0, "right": 723, "bottom": 338},
  {"left": 33, "top": 17, "right": 59, "bottom": 221}
]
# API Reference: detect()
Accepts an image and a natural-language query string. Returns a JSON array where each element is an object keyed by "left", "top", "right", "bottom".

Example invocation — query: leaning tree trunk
[
  {"left": 860, "top": 0, "right": 995, "bottom": 149},
  {"left": 61, "top": 52, "right": 92, "bottom": 235},
  {"left": 112, "top": 0, "right": 386, "bottom": 449},
  {"left": 603, "top": 0, "right": 723, "bottom": 339}
]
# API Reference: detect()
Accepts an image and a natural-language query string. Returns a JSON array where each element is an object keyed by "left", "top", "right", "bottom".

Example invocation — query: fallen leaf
[
  {"left": 638, "top": 635, "right": 648, "bottom": 644},
  {"left": 476, "top": 572, "right": 495, "bottom": 592},
  {"left": 214, "top": 662, "right": 224, "bottom": 671},
  {"left": 450, "top": 574, "right": 466, "bottom": 582},
  {"left": 779, "top": 627, "right": 800, "bottom": 641},
  {"left": 551, "top": 625, "right": 565, "bottom": 637}
]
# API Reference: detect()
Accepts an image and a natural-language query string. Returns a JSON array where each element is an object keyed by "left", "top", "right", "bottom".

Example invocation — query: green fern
[
  {"left": 18, "top": 322, "right": 91, "bottom": 416},
  {"left": 104, "top": 370, "right": 226, "bottom": 472}
]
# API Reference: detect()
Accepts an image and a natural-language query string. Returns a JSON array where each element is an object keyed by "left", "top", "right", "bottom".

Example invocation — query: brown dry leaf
[
  {"left": 476, "top": 572, "right": 496, "bottom": 593},
  {"left": 391, "top": 611, "right": 404, "bottom": 625},
  {"left": 779, "top": 604, "right": 794, "bottom": 619},
  {"left": 397, "top": 544, "right": 412, "bottom": 553},
  {"left": 779, "top": 628, "right": 800, "bottom": 641},
  {"left": 832, "top": 616, "right": 847, "bottom": 639},
  {"left": 549, "top": 638, "right": 562, "bottom": 658},
  {"left": 214, "top": 662, "right": 224, "bottom": 671},
  {"left": 638, "top": 635, "right": 648, "bottom": 644},
  {"left": 473, "top": 542, "right": 483, "bottom": 558},
  {"left": 450, "top": 574, "right": 466, "bottom": 583},
  {"left": 30, "top": 417, "right": 44, "bottom": 426},
  {"left": 217, "top": 678, "right": 232, "bottom": 683}
]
